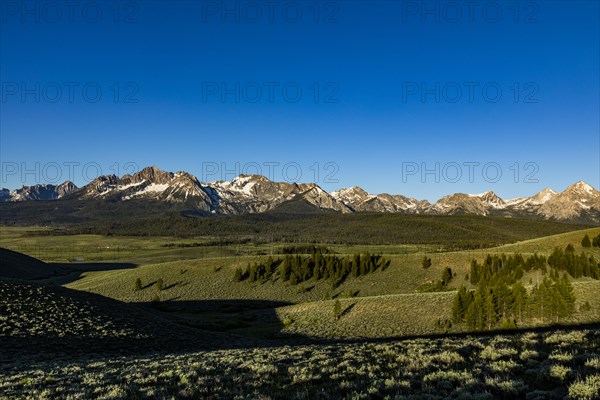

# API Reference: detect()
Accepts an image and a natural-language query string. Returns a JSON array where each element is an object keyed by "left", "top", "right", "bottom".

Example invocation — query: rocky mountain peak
[
  {"left": 55, "top": 181, "right": 78, "bottom": 197},
  {"left": 5, "top": 181, "right": 78, "bottom": 201},
  {"left": 125, "top": 166, "right": 174, "bottom": 185},
  {"left": 564, "top": 181, "right": 598, "bottom": 196},
  {"left": 478, "top": 191, "right": 506, "bottom": 207},
  {"left": 529, "top": 188, "right": 558, "bottom": 204}
]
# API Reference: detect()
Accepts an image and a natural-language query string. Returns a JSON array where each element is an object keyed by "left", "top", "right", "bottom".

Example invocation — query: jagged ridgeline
[
  {"left": 234, "top": 250, "right": 390, "bottom": 288},
  {"left": 452, "top": 245, "right": 599, "bottom": 330}
]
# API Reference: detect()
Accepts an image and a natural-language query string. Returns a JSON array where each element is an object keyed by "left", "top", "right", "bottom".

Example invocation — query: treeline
[
  {"left": 234, "top": 251, "right": 390, "bottom": 287},
  {"left": 454, "top": 245, "right": 600, "bottom": 331},
  {"left": 452, "top": 274, "right": 576, "bottom": 330},
  {"left": 234, "top": 256, "right": 280, "bottom": 283},
  {"left": 469, "top": 253, "right": 548, "bottom": 286},
  {"left": 161, "top": 238, "right": 251, "bottom": 248},
  {"left": 277, "top": 245, "right": 332, "bottom": 254},
  {"left": 548, "top": 244, "right": 600, "bottom": 278}
]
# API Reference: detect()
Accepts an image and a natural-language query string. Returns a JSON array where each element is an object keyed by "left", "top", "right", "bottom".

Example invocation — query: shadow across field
[
  {"left": 132, "top": 297, "right": 600, "bottom": 348},
  {"left": 133, "top": 299, "right": 294, "bottom": 339},
  {"left": 36, "top": 262, "right": 138, "bottom": 285},
  {"left": 0, "top": 280, "right": 270, "bottom": 366},
  {"left": 4, "top": 277, "right": 600, "bottom": 371}
]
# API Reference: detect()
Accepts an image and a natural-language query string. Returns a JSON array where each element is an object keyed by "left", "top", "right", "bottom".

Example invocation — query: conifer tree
[
  {"left": 233, "top": 267, "right": 243, "bottom": 282},
  {"left": 511, "top": 281, "right": 528, "bottom": 323},
  {"left": 582, "top": 234, "right": 592, "bottom": 247},
  {"left": 555, "top": 274, "right": 576, "bottom": 320},
  {"left": 280, "top": 256, "right": 290, "bottom": 281},
  {"left": 334, "top": 299, "right": 342, "bottom": 320},
  {"left": 466, "top": 292, "right": 485, "bottom": 330},
  {"left": 484, "top": 289, "right": 498, "bottom": 330},
  {"left": 441, "top": 267, "right": 453, "bottom": 286},
  {"left": 470, "top": 259, "right": 479, "bottom": 285},
  {"left": 452, "top": 286, "right": 468, "bottom": 322},
  {"left": 422, "top": 256, "right": 432, "bottom": 269}
]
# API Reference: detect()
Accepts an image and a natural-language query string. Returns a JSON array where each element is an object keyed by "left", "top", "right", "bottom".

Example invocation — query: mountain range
[{"left": 2, "top": 166, "right": 599, "bottom": 223}]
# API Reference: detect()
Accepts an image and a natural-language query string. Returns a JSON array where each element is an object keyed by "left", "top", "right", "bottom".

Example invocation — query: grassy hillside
[
  {"left": 56, "top": 228, "right": 600, "bottom": 341},
  {"left": 1, "top": 227, "right": 599, "bottom": 399},
  {"left": 497, "top": 227, "right": 600, "bottom": 254},
  {"left": 273, "top": 281, "right": 600, "bottom": 340},
  {"left": 62, "top": 228, "right": 600, "bottom": 304},
  {"left": 2, "top": 227, "right": 598, "bottom": 343}
]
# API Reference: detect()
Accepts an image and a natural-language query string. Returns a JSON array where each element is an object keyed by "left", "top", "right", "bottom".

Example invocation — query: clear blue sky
[{"left": 1, "top": 0, "right": 598, "bottom": 202}]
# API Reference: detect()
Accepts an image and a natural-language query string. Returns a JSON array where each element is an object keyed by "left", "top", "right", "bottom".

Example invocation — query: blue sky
[{"left": 1, "top": 0, "right": 598, "bottom": 202}]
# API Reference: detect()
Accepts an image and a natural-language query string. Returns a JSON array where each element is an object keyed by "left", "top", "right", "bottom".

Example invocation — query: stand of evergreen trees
[
  {"left": 234, "top": 256, "right": 280, "bottom": 283},
  {"left": 469, "top": 253, "right": 547, "bottom": 286},
  {"left": 547, "top": 244, "right": 600, "bottom": 278},
  {"left": 234, "top": 251, "right": 390, "bottom": 287},
  {"left": 583, "top": 233, "right": 600, "bottom": 248},
  {"left": 453, "top": 274, "right": 576, "bottom": 330},
  {"left": 453, "top": 245, "right": 599, "bottom": 331}
]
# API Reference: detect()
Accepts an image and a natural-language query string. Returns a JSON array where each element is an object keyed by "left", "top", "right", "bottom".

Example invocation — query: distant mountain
[
  {"left": 331, "top": 186, "right": 430, "bottom": 213},
  {"left": 429, "top": 191, "right": 505, "bottom": 216},
  {"left": 2, "top": 166, "right": 598, "bottom": 223},
  {"left": 78, "top": 166, "right": 214, "bottom": 212},
  {"left": 506, "top": 188, "right": 558, "bottom": 210},
  {"left": 3, "top": 181, "right": 77, "bottom": 201},
  {"left": 537, "top": 181, "right": 600, "bottom": 222},
  {"left": 210, "top": 174, "right": 351, "bottom": 214}
]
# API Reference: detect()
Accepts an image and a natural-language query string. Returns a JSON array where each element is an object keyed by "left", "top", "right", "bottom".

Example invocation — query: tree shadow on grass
[
  {"left": 163, "top": 280, "right": 188, "bottom": 290},
  {"left": 340, "top": 302, "right": 357, "bottom": 318},
  {"left": 141, "top": 280, "right": 158, "bottom": 290}
]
